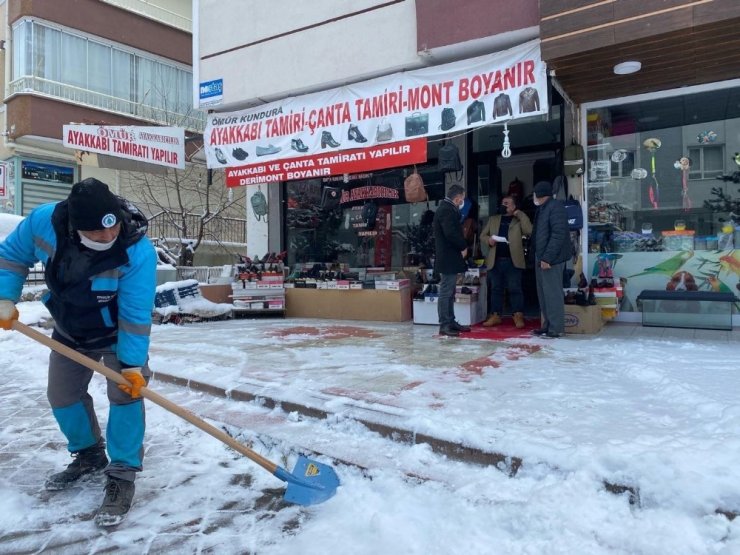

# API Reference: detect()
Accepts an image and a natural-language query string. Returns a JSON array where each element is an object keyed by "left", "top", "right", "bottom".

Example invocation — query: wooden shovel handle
[{"left": 12, "top": 321, "right": 278, "bottom": 475}]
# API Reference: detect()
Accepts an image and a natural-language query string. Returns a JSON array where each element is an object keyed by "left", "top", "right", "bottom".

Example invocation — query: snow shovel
[{"left": 11, "top": 321, "right": 340, "bottom": 506}]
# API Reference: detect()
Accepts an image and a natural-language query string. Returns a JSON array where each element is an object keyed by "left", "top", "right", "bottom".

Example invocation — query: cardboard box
[
  {"left": 564, "top": 305, "right": 604, "bottom": 334},
  {"left": 285, "top": 288, "right": 412, "bottom": 321},
  {"left": 199, "top": 284, "right": 233, "bottom": 304}
]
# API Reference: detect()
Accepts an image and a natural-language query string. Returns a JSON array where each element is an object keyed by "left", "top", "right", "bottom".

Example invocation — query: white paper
[{"left": 491, "top": 235, "right": 509, "bottom": 243}]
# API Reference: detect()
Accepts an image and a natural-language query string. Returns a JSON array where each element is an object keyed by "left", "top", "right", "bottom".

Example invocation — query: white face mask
[
  {"left": 533, "top": 195, "right": 540, "bottom": 207},
  {"left": 78, "top": 231, "right": 117, "bottom": 251}
]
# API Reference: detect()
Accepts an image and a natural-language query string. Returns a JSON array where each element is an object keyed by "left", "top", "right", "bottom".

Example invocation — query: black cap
[
  {"left": 533, "top": 181, "right": 553, "bottom": 197},
  {"left": 67, "top": 178, "right": 123, "bottom": 231}
]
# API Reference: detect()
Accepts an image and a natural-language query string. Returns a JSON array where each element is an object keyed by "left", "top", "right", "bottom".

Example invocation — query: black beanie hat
[
  {"left": 68, "top": 178, "right": 123, "bottom": 231},
  {"left": 533, "top": 181, "right": 553, "bottom": 197}
]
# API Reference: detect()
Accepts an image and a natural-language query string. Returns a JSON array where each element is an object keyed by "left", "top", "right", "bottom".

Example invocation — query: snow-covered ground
[{"left": 1, "top": 302, "right": 740, "bottom": 554}]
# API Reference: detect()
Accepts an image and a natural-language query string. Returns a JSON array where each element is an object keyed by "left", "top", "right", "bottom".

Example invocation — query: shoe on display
[
  {"left": 291, "top": 138, "right": 309, "bottom": 153},
  {"left": 256, "top": 144, "right": 282, "bottom": 156},
  {"left": 482, "top": 313, "right": 502, "bottom": 327},
  {"left": 232, "top": 147, "right": 249, "bottom": 161},
  {"left": 45, "top": 440, "right": 108, "bottom": 491},
  {"left": 95, "top": 477, "right": 135, "bottom": 527},
  {"left": 450, "top": 321, "right": 471, "bottom": 332},
  {"left": 347, "top": 124, "right": 367, "bottom": 143},
  {"left": 531, "top": 328, "right": 548, "bottom": 336},
  {"left": 513, "top": 312, "right": 525, "bottom": 329},
  {"left": 438, "top": 326, "right": 460, "bottom": 337},
  {"left": 321, "top": 131, "right": 340, "bottom": 148},
  {"left": 214, "top": 147, "right": 228, "bottom": 164}
]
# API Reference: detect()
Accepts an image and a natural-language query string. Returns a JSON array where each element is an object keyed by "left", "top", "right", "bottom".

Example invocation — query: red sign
[{"left": 225, "top": 138, "right": 427, "bottom": 187}]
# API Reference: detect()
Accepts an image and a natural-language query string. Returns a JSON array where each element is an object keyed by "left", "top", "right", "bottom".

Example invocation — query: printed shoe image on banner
[
  {"left": 256, "top": 144, "right": 282, "bottom": 156},
  {"left": 291, "top": 138, "right": 309, "bottom": 152},
  {"left": 232, "top": 147, "right": 248, "bottom": 161},
  {"left": 214, "top": 147, "right": 228, "bottom": 164},
  {"left": 347, "top": 124, "right": 367, "bottom": 143},
  {"left": 321, "top": 131, "right": 340, "bottom": 148}
]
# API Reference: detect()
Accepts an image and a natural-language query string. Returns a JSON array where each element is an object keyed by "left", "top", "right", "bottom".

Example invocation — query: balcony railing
[
  {"left": 8, "top": 77, "right": 206, "bottom": 132},
  {"left": 147, "top": 212, "right": 247, "bottom": 245}
]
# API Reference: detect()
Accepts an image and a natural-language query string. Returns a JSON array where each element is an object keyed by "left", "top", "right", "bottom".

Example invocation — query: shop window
[
  {"left": 688, "top": 145, "right": 725, "bottom": 180},
  {"left": 284, "top": 163, "right": 446, "bottom": 269},
  {"left": 584, "top": 84, "right": 740, "bottom": 315}
]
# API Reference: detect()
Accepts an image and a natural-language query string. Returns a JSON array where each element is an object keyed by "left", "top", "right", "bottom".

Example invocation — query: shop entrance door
[{"left": 495, "top": 151, "right": 559, "bottom": 318}]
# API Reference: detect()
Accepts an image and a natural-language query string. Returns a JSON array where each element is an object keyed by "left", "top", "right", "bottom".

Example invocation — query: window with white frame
[{"left": 11, "top": 19, "right": 196, "bottom": 121}]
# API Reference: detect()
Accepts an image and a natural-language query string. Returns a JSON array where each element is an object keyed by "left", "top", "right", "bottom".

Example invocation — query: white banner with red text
[
  {"left": 225, "top": 138, "right": 427, "bottom": 187},
  {"left": 205, "top": 39, "right": 546, "bottom": 169},
  {"left": 63, "top": 125, "right": 185, "bottom": 169}
]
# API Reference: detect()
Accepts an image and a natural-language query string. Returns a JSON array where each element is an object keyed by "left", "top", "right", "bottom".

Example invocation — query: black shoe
[
  {"left": 450, "top": 321, "right": 471, "bottom": 332},
  {"left": 321, "top": 131, "right": 340, "bottom": 148},
  {"left": 291, "top": 138, "right": 309, "bottom": 153},
  {"left": 95, "top": 477, "right": 135, "bottom": 527},
  {"left": 347, "top": 124, "right": 367, "bottom": 143},
  {"left": 439, "top": 326, "right": 460, "bottom": 337},
  {"left": 45, "top": 440, "right": 108, "bottom": 491},
  {"left": 545, "top": 331, "right": 562, "bottom": 338},
  {"left": 232, "top": 147, "right": 248, "bottom": 161},
  {"left": 531, "top": 328, "right": 548, "bottom": 336}
]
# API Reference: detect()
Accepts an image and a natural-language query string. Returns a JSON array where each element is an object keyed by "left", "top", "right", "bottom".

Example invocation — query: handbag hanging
[{"left": 403, "top": 166, "right": 427, "bottom": 203}]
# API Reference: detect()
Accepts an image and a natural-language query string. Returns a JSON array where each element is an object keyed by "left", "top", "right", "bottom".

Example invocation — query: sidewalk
[{"left": 150, "top": 318, "right": 740, "bottom": 482}]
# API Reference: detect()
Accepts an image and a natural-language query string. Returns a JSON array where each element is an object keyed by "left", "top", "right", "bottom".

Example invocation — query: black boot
[
  {"left": 321, "top": 131, "right": 340, "bottom": 148},
  {"left": 531, "top": 328, "right": 548, "bottom": 336},
  {"left": 450, "top": 321, "right": 471, "bottom": 333},
  {"left": 95, "top": 476, "right": 135, "bottom": 527},
  {"left": 347, "top": 124, "right": 367, "bottom": 143},
  {"left": 439, "top": 326, "right": 460, "bottom": 337},
  {"left": 45, "top": 440, "right": 108, "bottom": 491}
]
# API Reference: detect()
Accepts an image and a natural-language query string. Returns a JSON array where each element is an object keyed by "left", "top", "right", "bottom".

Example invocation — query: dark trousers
[
  {"left": 535, "top": 261, "right": 566, "bottom": 334},
  {"left": 488, "top": 257, "right": 523, "bottom": 314},
  {"left": 437, "top": 272, "right": 458, "bottom": 327}
]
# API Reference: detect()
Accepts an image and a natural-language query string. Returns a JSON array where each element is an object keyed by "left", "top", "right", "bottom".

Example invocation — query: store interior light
[{"left": 613, "top": 61, "right": 642, "bottom": 75}]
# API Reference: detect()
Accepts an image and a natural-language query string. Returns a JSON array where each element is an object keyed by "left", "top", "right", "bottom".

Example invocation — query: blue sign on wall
[{"left": 199, "top": 79, "right": 223, "bottom": 107}]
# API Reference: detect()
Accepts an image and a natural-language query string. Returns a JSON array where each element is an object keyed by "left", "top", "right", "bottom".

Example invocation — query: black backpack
[
  {"left": 438, "top": 143, "right": 463, "bottom": 175},
  {"left": 251, "top": 187, "right": 268, "bottom": 221},
  {"left": 440, "top": 108, "right": 456, "bottom": 131}
]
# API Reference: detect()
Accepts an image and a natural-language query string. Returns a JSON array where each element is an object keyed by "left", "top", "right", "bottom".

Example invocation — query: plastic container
[
  {"left": 717, "top": 231, "right": 734, "bottom": 250},
  {"left": 706, "top": 235, "right": 718, "bottom": 250},
  {"left": 694, "top": 236, "right": 708, "bottom": 250}
]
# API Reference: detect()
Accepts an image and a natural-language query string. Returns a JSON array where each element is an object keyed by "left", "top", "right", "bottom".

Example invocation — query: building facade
[{"left": 0, "top": 0, "right": 246, "bottom": 265}]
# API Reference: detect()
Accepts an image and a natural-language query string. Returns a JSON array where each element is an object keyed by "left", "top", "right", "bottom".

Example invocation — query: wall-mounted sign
[
  {"left": 0, "top": 162, "right": 7, "bottom": 199},
  {"left": 225, "top": 138, "right": 427, "bottom": 187},
  {"left": 63, "top": 125, "right": 185, "bottom": 169},
  {"left": 199, "top": 78, "right": 223, "bottom": 107}
]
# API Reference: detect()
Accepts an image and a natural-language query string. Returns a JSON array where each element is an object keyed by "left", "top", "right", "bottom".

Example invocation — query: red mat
[{"left": 458, "top": 319, "right": 539, "bottom": 340}]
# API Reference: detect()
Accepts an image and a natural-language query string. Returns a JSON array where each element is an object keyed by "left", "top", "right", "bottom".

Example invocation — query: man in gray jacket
[{"left": 530, "top": 181, "right": 570, "bottom": 338}]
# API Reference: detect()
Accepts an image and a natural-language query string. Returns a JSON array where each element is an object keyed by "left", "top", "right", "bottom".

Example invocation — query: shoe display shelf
[
  {"left": 230, "top": 271, "right": 285, "bottom": 316},
  {"left": 413, "top": 269, "right": 487, "bottom": 326}
]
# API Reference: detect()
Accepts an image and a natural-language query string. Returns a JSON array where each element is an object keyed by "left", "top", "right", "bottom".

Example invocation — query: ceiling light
[{"left": 613, "top": 61, "right": 641, "bottom": 75}]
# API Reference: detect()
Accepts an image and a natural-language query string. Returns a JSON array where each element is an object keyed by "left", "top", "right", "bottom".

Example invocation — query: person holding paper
[{"left": 480, "top": 195, "right": 532, "bottom": 328}]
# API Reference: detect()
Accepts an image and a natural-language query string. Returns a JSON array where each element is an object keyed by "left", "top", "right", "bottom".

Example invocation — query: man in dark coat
[
  {"left": 433, "top": 184, "right": 470, "bottom": 337},
  {"left": 530, "top": 180, "right": 571, "bottom": 338}
]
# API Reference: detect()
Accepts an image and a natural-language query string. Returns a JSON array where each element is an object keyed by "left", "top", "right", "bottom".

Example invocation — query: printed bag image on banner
[{"left": 204, "top": 39, "right": 548, "bottom": 170}]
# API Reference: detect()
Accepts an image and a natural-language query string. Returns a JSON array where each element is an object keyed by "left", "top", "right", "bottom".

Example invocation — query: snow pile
[{"left": 0, "top": 213, "right": 23, "bottom": 241}]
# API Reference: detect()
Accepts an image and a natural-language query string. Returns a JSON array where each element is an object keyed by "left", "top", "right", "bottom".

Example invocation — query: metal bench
[{"left": 636, "top": 290, "right": 738, "bottom": 331}]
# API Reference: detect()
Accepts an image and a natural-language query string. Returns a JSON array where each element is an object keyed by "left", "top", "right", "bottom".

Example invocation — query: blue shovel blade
[{"left": 274, "top": 455, "right": 340, "bottom": 506}]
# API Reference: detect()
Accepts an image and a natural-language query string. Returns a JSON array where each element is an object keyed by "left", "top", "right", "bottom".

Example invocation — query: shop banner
[
  {"left": 206, "top": 39, "right": 547, "bottom": 169},
  {"left": 63, "top": 125, "right": 185, "bottom": 169},
  {"left": 0, "top": 162, "right": 7, "bottom": 199},
  {"left": 225, "top": 138, "right": 427, "bottom": 187}
]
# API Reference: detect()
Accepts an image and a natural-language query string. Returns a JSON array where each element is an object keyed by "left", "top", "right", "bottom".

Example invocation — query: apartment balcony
[{"left": 8, "top": 76, "right": 206, "bottom": 133}]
